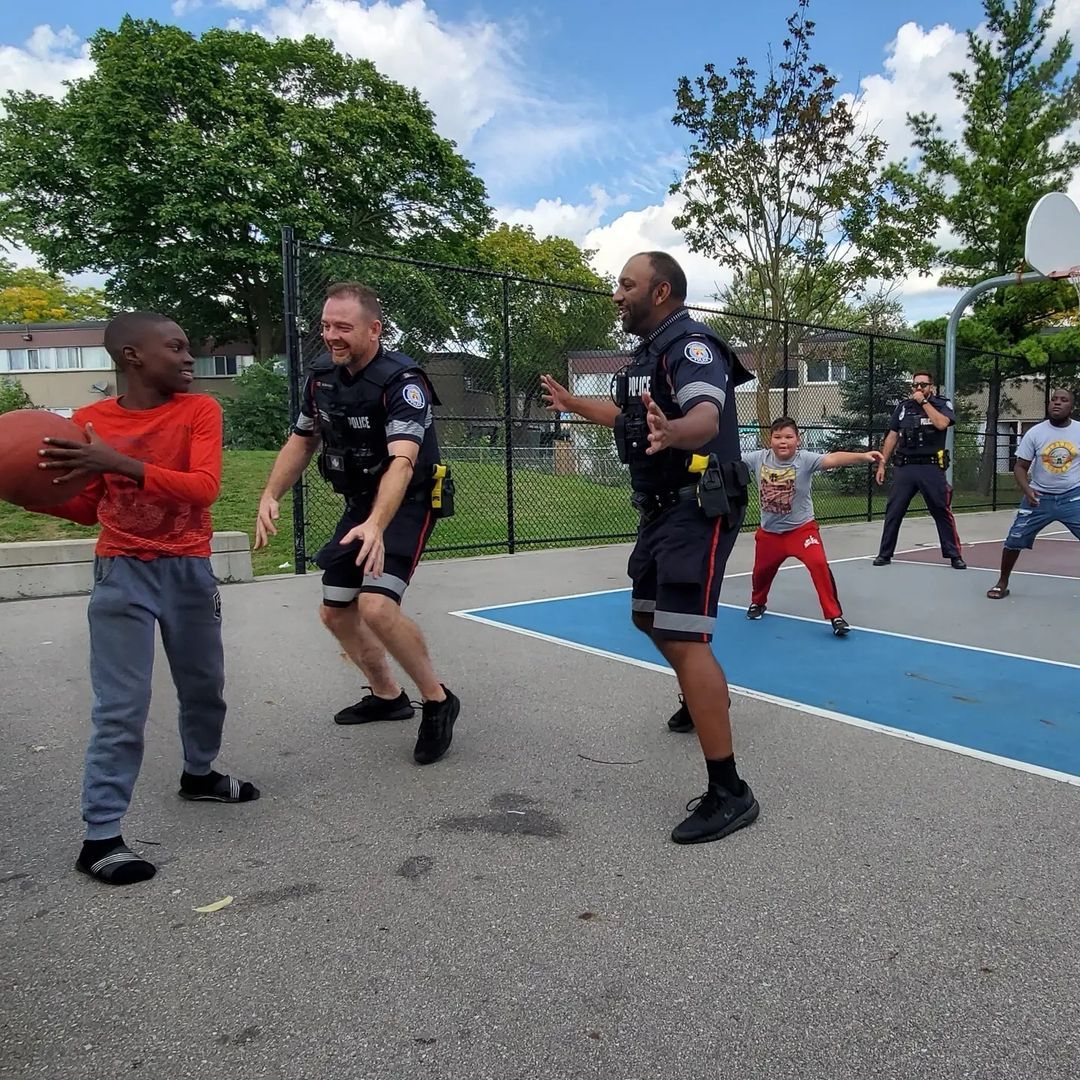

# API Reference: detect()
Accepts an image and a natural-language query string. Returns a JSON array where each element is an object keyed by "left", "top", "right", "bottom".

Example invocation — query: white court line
[
  {"left": 452, "top": 612, "right": 1080, "bottom": 789},
  {"left": 455, "top": 591, "right": 1080, "bottom": 671}
]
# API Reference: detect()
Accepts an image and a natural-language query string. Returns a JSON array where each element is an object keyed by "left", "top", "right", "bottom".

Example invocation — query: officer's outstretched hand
[
  {"left": 254, "top": 494, "right": 280, "bottom": 550},
  {"left": 866, "top": 451, "right": 885, "bottom": 466},
  {"left": 641, "top": 391, "right": 672, "bottom": 454},
  {"left": 540, "top": 374, "right": 572, "bottom": 413},
  {"left": 340, "top": 519, "right": 385, "bottom": 578}
]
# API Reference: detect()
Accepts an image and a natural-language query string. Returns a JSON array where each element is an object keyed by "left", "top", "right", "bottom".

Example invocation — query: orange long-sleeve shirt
[{"left": 42, "top": 393, "right": 223, "bottom": 559}]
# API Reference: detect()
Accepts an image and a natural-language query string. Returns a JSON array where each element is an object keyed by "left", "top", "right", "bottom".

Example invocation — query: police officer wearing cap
[
  {"left": 254, "top": 281, "right": 461, "bottom": 765},
  {"left": 873, "top": 370, "right": 966, "bottom": 569},
  {"left": 540, "top": 251, "right": 759, "bottom": 846}
]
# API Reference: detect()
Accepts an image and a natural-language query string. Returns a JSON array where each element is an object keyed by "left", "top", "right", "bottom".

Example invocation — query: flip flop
[{"left": 986, "top": 585, "right": 1010, "bottom": 600}]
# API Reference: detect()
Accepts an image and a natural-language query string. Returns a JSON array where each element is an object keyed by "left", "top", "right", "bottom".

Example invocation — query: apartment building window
[
  {"left": 571, "top": 373, "right": 612, "bottom": 397},
  {"left": 0, "top": 346, "right": 111, "bottom": 372},
  {"left": 193, "top": 355, "right": 254, "bottom": 377},
  {"left": 804, "top": 358, "right": 848, "bottom": 384}
]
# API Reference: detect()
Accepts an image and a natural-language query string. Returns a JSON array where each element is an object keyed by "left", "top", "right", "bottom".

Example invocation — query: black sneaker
[
  {"left": 746, "top": 603, "right": 766, "bottom": 619},
  {"left": 831, "top": 616, "right": 850, "bottom": 637},
  {"left": 671, "top": 782, "right": 759, "bottom": 845},
  {"left": 950, "top": 557, "right": 967, "bottom": 570},
  {"left": 334, "top": 688, "right": 415, "bottom": 726},
  {"left": 414, "top": 687, "right": 460, "bottom": 765},
  {"left": 667, "top": 695, "right": 694, "bottom": 733},
  {"left": 872, "top": 556, "right": 891, "bottom": 566}
]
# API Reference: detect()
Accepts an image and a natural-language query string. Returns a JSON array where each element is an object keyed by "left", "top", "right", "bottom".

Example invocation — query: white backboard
[{"left": 1025, "top": 192, "right": 1080, "bottom": 277}]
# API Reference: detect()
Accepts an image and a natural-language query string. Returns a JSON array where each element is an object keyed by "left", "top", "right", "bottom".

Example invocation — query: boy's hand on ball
[{"left": 39, "top": 423, "right": 130, "bottom": 482}]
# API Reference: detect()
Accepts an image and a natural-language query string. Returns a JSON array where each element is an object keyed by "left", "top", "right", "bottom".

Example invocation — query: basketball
[{"left": 0, "top": 409, "right": 92, "bottom": 508}]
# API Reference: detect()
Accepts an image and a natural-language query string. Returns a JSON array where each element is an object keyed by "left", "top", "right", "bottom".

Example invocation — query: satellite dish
[{"left": 1025, "top": 192, "right": 1080, "bottom": 278}]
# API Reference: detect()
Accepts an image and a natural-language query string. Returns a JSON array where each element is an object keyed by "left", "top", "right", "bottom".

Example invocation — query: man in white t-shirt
[
  {"left": 742, "top": 417, "right": 883, "bottom": 636},
  {"left": 987, "top": 388, "right": 1080, "bottom": 599}
]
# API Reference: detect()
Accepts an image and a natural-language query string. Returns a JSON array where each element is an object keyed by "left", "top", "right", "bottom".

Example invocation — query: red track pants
[{"left": 751, "top": 521, "right": 842, "bottom": 620}]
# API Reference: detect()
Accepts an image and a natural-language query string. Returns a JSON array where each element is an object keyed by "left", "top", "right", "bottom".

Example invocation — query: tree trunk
[
  {"left": 249, "top": 278, "right": 275, "bottom": 363},
  {"left": 975, "top": 370, "right": 1001, "bottom": 496},
  {"left": 753, "top": 323, "right": 784, "bottom": 446}
]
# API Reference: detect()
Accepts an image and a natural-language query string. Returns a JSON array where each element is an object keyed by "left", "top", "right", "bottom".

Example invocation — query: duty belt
[
  {"left": 346, "top": 487, "right": 429, "bottom": 516},
  {"left": 632, "top": 484, "right": 699, "bottom": 523},
  {"left": 894, "top": 450, "right": 949, "bottom": 469}
]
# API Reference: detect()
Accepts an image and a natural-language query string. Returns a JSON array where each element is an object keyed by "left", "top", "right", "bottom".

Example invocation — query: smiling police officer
[
  {"left": 540, "top": 252, "right": 758, "bottom": 846},
  {"left": 873, "top": 370, "right": 966, "bottom": 569},
  {"left": 254, "top": 282, "right": 460, "bottom": 766}
]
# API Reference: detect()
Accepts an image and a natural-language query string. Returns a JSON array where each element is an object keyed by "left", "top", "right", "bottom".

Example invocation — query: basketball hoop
[{"left": 1045, "top": 264, "right": 1080, "bottom": 324}]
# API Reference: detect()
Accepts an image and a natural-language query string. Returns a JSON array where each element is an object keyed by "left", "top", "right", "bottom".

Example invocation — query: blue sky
[{"left": 2, "top": 0, "right": 1074, "bottom": 323}]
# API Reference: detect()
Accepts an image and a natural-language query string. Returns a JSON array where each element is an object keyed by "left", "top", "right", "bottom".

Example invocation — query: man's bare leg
[
  {"left": 319, "top": 603, "right": 401, "bottom": 698},
  {"left": 357, "top": 594, "right": 446, "bottom": 702},
  {"left": 987, "top": 548, "right": 1021, "bottom": 598},
  {"left": 654, "top": 639, "right": 733, "bottom": 759}
]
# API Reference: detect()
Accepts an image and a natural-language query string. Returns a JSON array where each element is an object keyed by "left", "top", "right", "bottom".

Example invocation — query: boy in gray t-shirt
[
  {"left": 987, "top": 388, "right": 1080, "bottom": 599},
  {"left": 743, "top": 417, "right": 883, "bottom": 636}
]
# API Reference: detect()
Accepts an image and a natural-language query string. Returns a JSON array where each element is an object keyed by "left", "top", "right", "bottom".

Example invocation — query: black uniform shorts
[
  {"left": 628, "top": 498, "right": 744, "bottom": 642},
  {"left": 315, "top": 496, "right": 436, "bottom": 607}
]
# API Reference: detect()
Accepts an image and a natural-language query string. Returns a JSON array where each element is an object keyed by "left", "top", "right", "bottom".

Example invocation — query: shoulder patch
[
  {"left": 403, "top": 384, "right": 426, "bottom": 409},
  {"left": 684, "top": 340, "right": 713, "bottom": 365},
  {"left": 944, "top": 399, "right": 953, "bottom": 410}
]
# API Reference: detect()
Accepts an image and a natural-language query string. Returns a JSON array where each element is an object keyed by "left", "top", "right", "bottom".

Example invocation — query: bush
[
  {"left": 0, "top": 377, "right": 34, "bottom": 414},
  {"left": 220, "top": 360, "right": 291, "bottom": 450}
]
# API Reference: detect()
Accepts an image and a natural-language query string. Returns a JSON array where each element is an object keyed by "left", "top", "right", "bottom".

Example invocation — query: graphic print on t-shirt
[
  {"left": 760, "top": 463, "right": 797, "bottom": 515},
  {"left": 1041, "top": 438, "right": 1078, "bottom": 475}
]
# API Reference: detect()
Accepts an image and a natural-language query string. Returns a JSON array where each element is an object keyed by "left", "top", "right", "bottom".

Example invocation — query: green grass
[{"left": 0, "top": 452, "right": 1020, "bottom": 576}]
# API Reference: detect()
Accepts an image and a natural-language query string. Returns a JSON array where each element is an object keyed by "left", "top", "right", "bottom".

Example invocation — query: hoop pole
[{"left": 943, "top": 270, "right": 1046, "bottom": 484}]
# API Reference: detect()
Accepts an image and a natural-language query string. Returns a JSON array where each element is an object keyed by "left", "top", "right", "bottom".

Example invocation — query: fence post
[
  {"left": 281, "top": 227, "right": 306, "bottom": 574},
  {"left": 782, "top": 321, "right": 790, "bottom": 416},
  {"left": 866, "top": 333, "right": 875, "bottom": 522},
  {"left": 502, "top": 275, "right": 516, "bottom": 554},
  {"left": 992, "top": 353, "right": 1000, "bottom": 511}
]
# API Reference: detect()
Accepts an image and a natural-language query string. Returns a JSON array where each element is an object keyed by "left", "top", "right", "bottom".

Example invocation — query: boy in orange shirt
[{"left": 35, "top": 311, "right": 259, "bottom": 885}]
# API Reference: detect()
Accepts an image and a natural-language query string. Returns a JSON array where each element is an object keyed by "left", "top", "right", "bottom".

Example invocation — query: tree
[
  {"left": 0, "top": 18, "right": 491, "bottom": 361},
  {"left": 901, "top": 0, "right": 1080, "bottom": 493},
  {"left": 0, "top": 260, "right": 108, "bottom": 323},
  {"left": 219, "top": 361, "right": 291, "bottom": 450},
  {"left": 0, "top": 377, "right": 34, "bottom": 414},
  {"left": 671, "top": 0, "right": 937, "bottom": 432},
  {"left": 474, "top": 225, "right": 618, "bottom": 419}
]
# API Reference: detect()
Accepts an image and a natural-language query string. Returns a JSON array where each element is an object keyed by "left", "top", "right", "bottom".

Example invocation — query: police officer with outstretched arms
[
  {"left": 540, "top": 251, "right": 759, "bottom": 846},
  {"left": 873, "top": 370, "right": 967, "bottom": 569},
  {"left": 254, "top": 282, "right": 460, "bottom": 765}
]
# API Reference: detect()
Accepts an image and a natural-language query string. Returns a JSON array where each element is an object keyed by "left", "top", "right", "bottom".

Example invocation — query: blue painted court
[{"left": 459, "top": 586, "right": 1080, "bottom": 784}]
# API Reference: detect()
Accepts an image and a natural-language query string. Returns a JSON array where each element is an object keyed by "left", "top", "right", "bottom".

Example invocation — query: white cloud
[
  {"left": 849, "top": 21, "right": 970, "bottom": 166},
  {"left": 0, "top": 25, "right": 93, "bottom": 102},
  {"left": 223, "top": 0, "right": 266, "bottom": 10},
  {"left": 249, "top": 0, "right": 605, "bottom": 194},
  {"left": 497, "top": 186, "right": 629, "bottom": 247},
  {"left": 172, "top": 0, "right": 204, "bottom": 14},
  {"left": 583, "top": 193, "right": 735, "bottom": 305},
  {"left": 253, "top": 0, "right": 517, "bottom": 148}
]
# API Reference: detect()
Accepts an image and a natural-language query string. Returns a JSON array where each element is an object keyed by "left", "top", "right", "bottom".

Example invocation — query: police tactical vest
[
  {"left": 617, "top": 314, "right": 751, "bottom": 492},
  {"left": 308, "top": 348, "right": 440, "bottom": 498},
  {"left": 897, "top": 398, "right": 948, "bottom": 455}
]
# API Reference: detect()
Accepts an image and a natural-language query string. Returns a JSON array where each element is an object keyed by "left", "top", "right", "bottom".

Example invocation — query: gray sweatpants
[{"left": 83, "top": 555, "right": 226, "bottom": 840}]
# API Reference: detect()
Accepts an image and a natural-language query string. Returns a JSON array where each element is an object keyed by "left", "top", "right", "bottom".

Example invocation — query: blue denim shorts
[{"left": 1004, "top": 485, "right": 1080, "bottom": 550}]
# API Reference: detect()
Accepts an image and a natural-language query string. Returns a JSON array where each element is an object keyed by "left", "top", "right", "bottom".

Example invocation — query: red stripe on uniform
[
  {"left": 944, "top": 483, "right": 962, "bottom": 553},
  {"left": 700, "top": 517, "right": 724, "bottom": 642},
  {"left": 409, "top": 509, "right": 434, "bottom": 575}
]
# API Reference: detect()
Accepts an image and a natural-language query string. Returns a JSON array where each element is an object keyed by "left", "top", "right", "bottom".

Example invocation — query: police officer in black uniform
[
  {"left": 540, "top": 252, "right": 759, "bottom": 846},
  {"left": 254, "top": 282, "right": 460, "bottom": 765},
  {"left": 873, "top": 370, "right": 967, "bottom": 569}
]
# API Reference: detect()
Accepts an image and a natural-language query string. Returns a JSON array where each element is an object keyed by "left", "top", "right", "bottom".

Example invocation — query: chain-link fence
[{"left": 282, "top": 231, "right": 1080, "bottom": 570}]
